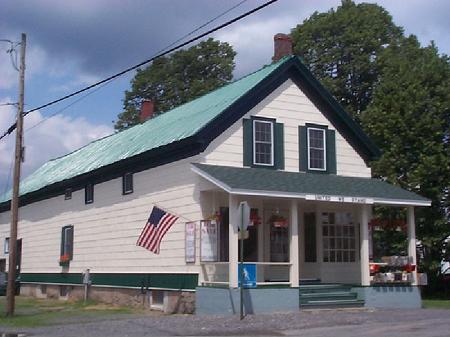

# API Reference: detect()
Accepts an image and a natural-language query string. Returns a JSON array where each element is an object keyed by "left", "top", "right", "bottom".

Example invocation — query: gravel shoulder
[{"left": 1, "top": 308, "right": 450, "bottom": 337}]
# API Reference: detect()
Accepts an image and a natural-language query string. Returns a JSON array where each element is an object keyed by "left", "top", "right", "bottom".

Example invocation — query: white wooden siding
[
  {"left": 203, "top": 79, "right": 371, "bottom": 177},
  {"left": 0, "top": 157, "right": 206, "bottom": 275}
]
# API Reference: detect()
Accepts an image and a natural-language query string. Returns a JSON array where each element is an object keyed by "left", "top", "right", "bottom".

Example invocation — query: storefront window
[
  {"left": 270, "top": 220, "right": 289, "bottom": 262},
  {"left": 322, "top": 212, "right": 356, "bottom": 263}
]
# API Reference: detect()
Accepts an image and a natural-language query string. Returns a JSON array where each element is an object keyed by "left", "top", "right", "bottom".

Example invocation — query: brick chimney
[
  {"left": 140, "top": 99, "right": 154, "bottom": 123},
  {"left": 272, "top": 33, "right": 293, "bottom": 62}
]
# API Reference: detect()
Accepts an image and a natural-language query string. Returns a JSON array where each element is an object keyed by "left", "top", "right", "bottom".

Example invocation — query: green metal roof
[
  {"left": 0, "top": 56, "right": 291, "bottom": 203},
  {"left": 192, "top": 164, "right": 431, "bottom": 206}
]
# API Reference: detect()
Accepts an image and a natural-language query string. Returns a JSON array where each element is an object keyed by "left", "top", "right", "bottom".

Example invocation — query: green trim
[
  {"left": 20, "top": 273, "right": 198, "bottom": 290},
  {"left": 274, "top": 122, "right": 284, "bottom": 170},
  {"left": 299, "top": 126, "right": 307, "bottom": 172},
  {"left": 326, "top": 129, "right": 336, "bottom": 174},
  {"left": 243, "top": 118, "right": 253, "bottom": 167}
]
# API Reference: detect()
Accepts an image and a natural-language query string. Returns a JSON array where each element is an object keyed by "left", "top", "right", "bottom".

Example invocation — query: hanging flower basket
[{"left": 269, "top": 214, "right": 288, "bottom": 228}]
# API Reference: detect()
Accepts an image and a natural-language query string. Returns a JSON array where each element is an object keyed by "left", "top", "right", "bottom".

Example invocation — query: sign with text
[
  {"left": 185, "top": 222, "right": 196, "bottom": 263},
  {"left": 305, "top": 194, "right": 374, "bottom": 204},
  {"left": 200, "top": 220, "right": 218, "bottom": 262}
]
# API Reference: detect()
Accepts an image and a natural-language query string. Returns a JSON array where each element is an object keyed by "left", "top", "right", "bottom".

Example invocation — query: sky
[{"left": 1, "top": 0, "right": 449, "bottom": 193}]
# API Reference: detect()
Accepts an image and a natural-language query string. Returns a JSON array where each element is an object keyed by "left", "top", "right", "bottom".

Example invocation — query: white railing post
[
  {"left": 290, "top": 200, "right": 299, "bottom": 287},
  {"left": 228, "top": 194, "right": 239, "bottom": 288},
  {"left": 360, "top": 204, "right": 370, "bottom": 286},
  {"left": 407, "top": 206, "right": 418, "bottom": 285}
]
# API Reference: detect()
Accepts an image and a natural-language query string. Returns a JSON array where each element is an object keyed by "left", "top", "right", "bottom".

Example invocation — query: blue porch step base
[{"left": 299, "top": 283, "right": 364, "bottom": 308}]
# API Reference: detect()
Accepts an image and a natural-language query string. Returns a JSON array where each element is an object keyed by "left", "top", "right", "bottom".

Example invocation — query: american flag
[{"left": 136, "top": 206, "right": 178, "bottom": 254}]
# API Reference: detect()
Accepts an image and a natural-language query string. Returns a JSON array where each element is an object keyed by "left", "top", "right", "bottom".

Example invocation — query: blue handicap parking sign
[{"left": 238, "top": 263, "right": 257, "bottom": 288}]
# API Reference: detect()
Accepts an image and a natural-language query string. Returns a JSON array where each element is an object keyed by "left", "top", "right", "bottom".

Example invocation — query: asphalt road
[{"left": 2, "top": 308, "right": 450, "bottom": 337}]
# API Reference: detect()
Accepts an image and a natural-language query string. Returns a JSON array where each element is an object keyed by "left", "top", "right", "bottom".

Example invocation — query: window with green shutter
[
  {"left": 60, "top": 225, "right": 74, "bottom": 261},
  {"left": 243, "top": 117, "right": 284, "bottom": 170},
  {"left": 299, "top": 124, "right": 336, "bottom": 174}
]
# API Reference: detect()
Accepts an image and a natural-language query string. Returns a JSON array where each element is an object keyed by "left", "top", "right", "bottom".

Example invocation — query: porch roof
[{"left": 191, "top": 163, "right": 431, "bottom": 207}]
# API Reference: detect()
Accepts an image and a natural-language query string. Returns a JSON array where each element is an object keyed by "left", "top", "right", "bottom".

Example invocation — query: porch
[{"left": 192, "top": 163, "right": 430, "bottom": 313}]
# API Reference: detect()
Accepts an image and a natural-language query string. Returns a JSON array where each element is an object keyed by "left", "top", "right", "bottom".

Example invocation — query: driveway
[{"left": 1, "top": 308, "right": 449, "bottom": 337}]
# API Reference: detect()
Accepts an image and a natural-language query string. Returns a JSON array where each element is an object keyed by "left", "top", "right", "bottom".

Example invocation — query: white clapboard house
[{"left": 0, "top": 35, "right": 430, "bottom": 314}]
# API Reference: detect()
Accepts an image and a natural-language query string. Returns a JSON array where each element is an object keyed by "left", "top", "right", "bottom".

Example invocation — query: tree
[
  {"left": 362, "top": 36, "right": 450, "bottom": 292},
  {"left": 290, "top": 0, "right": 403, "bottom": 120},
  {"left": 115, "top": 38, "right": 236, "bottom": 130}
]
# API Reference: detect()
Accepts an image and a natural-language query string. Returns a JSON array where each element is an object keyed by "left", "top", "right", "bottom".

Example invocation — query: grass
[
  {"left": 0, "top": 296, "right": 143, "bottom": 328},
  {"left": 422, "top": 299, "right": 450, "bottom": 309}
]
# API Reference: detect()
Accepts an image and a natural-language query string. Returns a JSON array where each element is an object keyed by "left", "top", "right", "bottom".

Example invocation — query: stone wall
[{"left": 20, "top": 283, "right": 195, "bottom": 314}]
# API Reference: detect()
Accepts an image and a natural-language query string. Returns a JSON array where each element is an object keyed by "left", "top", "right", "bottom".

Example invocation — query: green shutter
[
  {"left": 60, "top": 227, "right": 65, "bottom": 257},
  {"left": 299, "top": 126, "right": 307, "bottom": 172},
  {"left": 243, "top": 119, "right": 253, "bottom": 167},
  {"left": 274, "top": 122, "right": 284, "bottom": 170},
  {"left": 326, "top": 129, "right": 336, "bottom": 174}
]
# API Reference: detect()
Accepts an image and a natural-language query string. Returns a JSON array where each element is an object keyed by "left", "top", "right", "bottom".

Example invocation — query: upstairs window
[
  {"left": 299, "top": 124, "right": 336, "bottom": 174},
  {"left": 308, "top": 128, "right": 326, "bottom": 171},
  {"left": 253, "top": 120, "right": 274, "bottom": 166},
  {"left": 243, "top": 117, "right": 284, "bottom": 170},
  {"left": 64, "top": 188, "right": 72, "bottom": 200},
  {"left": 85, "top": 183, "right": 94, "bottom": 204},
  {"left": 122, "top": 172, "right": 133, "bottom": 195}
]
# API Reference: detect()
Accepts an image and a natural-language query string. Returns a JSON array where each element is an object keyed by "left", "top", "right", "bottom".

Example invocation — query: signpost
[{"left": 238, "top": 201, "right": 250, "bottom": 320}]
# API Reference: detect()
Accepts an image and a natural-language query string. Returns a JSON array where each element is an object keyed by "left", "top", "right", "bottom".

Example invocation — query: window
[
  {"left": 122, "top": 173, "right": 133, "bottom": 195},
  {"left": 322, "top": 212, "right": 356, "bottom": 263},
  {"left": 85, "top": 183, "right": 94, "bottom": 204},
  {"left": 308, "top": 127, "right": 326, "bottom": 170},
  {"left": 60, "top": 225, "right": 74, "bottom": 260},
  {"left": 304, "top": 213, "right": 317, "bottom": 262},
  {"left": 253, "top": 120, "right": 274, "bottom": 166},
  {"left": 4, "top": 238, "right": 9, "bottom": 254},
  {"left": 299, "top": 125, "right": 336, "bottom": 174},
  {"left": 64, "top": 188, "right": 72, "bottom": 200}
]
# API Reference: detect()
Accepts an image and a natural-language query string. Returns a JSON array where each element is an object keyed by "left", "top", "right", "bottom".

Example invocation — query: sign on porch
[
  {"left": 200, "top": 220, "right": 218, "bottom": 262},
  {"left": 305, "top": 194, "right": 374, "bottom": 204}
]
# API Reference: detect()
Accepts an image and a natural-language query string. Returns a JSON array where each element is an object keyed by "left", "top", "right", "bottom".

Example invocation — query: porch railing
[{"left": 200, "top": 262, "right": 292, "bottom": 286}]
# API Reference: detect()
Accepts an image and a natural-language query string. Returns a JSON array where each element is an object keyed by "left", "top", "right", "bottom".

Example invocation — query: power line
[
  {"left": 0, "top": 0, "right": 279, "bottom": 142},
  {"left": 23, "top": 0, "right": 249, "bottom": 134}
]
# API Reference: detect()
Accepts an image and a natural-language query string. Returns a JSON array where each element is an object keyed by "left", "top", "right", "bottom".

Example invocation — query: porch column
[
  {"left": 407, "top": 206, "right": 418, "bottom": 285},
  {"left": 228, "top": 194, "right": 239, "bottom": 288},
  {"left": 290, "top": 200, "right": 299, "bottom": 287},
  {"left": 360, "top": 204, "right": 370, "bottom": 286}
]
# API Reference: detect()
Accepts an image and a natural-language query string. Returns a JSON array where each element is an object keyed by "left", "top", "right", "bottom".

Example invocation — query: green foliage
[
  {"left": 291, "top": 0, "right": 403, "bottom": 120},
  {"left": 362, "top": 35, "right": 450, "bottom": 285},
  {"left": 290, "top": 0, "right": 450, "bottom": 294},
  {"left": 115, "top": 38, "right": 236, "bottom": 130}
]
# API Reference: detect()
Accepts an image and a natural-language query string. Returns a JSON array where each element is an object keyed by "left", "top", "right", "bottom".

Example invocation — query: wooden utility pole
[{"left": 6, "top": 33, "right": 26, "bottom": 317}]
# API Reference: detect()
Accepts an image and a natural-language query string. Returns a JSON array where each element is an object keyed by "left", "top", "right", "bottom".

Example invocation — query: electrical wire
[
  {"left": 0, "top": 0, "right": 279, "bottom": 142},
  {"left": 23, "top": 0, "right": 249, "bottom": 133}
]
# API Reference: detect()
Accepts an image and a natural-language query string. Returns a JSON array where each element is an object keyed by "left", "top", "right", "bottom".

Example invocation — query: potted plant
[
  {"left": 269, "top": 214, "right": 288, "bottom": 228},
  {"left": 59, "top": 254, "right": 71, "bottom": 266}
]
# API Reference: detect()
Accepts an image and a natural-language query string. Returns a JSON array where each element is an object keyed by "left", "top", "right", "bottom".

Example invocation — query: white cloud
[{"left": 0, "top": 98, "right": 112, "bottom": 193}]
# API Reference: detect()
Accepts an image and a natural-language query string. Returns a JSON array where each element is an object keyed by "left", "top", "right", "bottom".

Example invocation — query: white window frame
[
  {"left": 307, "top": 127, "right": 326, "bottom": 171},
  {"left": 253, "top": 119, "right": 274, "bottom": 166},
  {"left": 321, "top": 212, "right": 357, "bottom": 263}
]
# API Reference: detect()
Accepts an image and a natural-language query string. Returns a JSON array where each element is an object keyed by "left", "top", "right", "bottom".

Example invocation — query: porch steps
[{"left": 299, "top": 283, "right": 364, "bottom": 309}]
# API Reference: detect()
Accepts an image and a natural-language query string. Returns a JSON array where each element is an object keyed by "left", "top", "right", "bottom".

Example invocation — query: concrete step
[
  {"left": 299, "top": 284, "right": 352, "bottom": 293},
  {"left": 300, "top": 291, "right": 357, "bottom": 303},
  {"left": 300, "top": 299, "right": 365, "bottom": 309}
]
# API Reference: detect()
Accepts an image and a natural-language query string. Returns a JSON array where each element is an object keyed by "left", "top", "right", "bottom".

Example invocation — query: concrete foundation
[
  {"left": 352, "top": 285, "right": 422, "bottom": 309},
  {"left": 196, "top": 286, "right": 299, "bottom": 315},
  {"left": 20, "top": 283, "right": 195, "bottom": 314}
]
